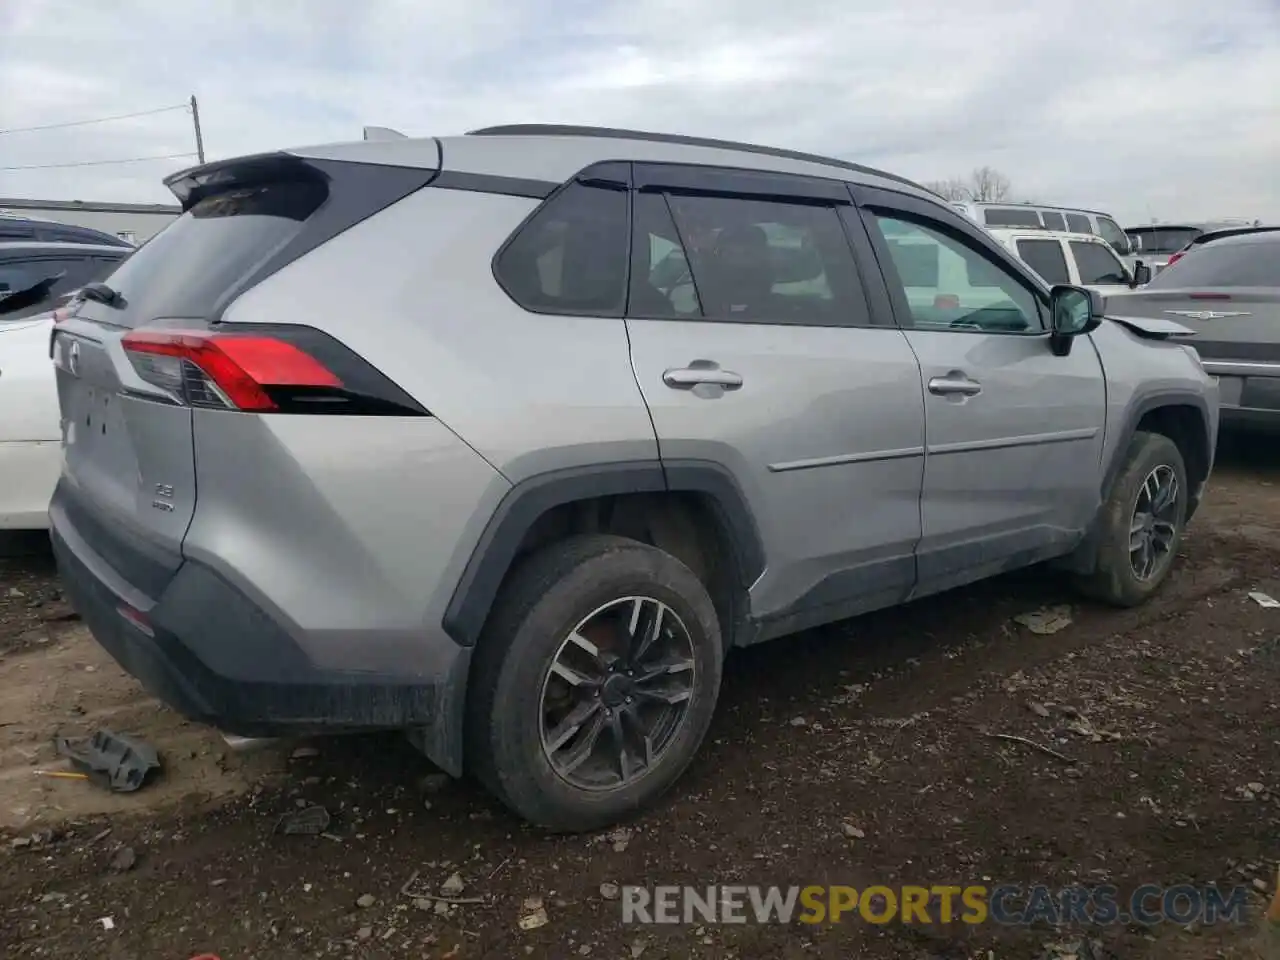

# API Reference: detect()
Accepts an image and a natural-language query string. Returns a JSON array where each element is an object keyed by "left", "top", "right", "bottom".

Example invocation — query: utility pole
[{"left": 190, "top": 94, "right": 205, "bottom": 164}]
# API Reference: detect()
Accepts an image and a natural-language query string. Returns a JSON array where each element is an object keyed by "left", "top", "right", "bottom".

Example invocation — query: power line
[
  {"left": 0, "top": 103, "right": 189, "bottom": 136},
  {"left": 0, "top": 152, "right": 199, "bottom": 172}
]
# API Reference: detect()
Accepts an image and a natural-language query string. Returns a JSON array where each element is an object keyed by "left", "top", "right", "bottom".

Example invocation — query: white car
[
  {"left": 985, "top": 228, "right": 1152, "bottom": 297},
  {"left": 0, "top": 241, "right": 130, "bottom": 529}
]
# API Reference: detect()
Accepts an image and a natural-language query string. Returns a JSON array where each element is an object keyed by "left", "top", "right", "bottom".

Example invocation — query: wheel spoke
[
  {"left": 550, "top": 661, "right": 598, "bottom": 688},
  {"left": 634, "top": 656, "right": 695, "bottom": 683},
  {"left": 630, "top": 600, "right": 666, "bottom": 663},
  {"left": 609, "top": 711, "right": 637, "bottom": 783},
  {"left": 544, "top": 698, "right": 603, "bottom": 753},
  {"left": 567, "top": 630, "right": 601, "bottom": 660},
  {"left": 1152, "top": 520, "right": 1177, "bottom": 550},
  {"left": 636, "top": 683, "right": 693, "bottom": 706},
  {"left": 553, "top": 710, "right": 607, "bottom": 775}
]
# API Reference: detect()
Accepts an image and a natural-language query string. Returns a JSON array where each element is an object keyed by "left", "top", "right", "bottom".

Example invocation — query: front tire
[
  {"left": 1077, "top": 430, "right": 1188, "bottom": 607},
  {"left": 465, "top": 534, "right": 723, "bottom": 831}
]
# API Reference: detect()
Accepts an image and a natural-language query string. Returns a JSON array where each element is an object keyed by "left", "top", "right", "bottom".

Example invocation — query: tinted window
[
  {"left": 0, "top": 254, "right": 123, "bottom": 319},
  {"left": 661, "top": 193, "right": 870, "bottom": 325},
  {"left": 0, "top": 261, "right": 41, "bottom": 295},
  {"left": 1040, "top": 211, "right": 1066, "bottom": 231},
  {"left": 984, "top": 208, "right": 1041, "bottom": 227},
  {"left": 1146, "top": 240, "right": 1279, "bottom": 288},
  {"left": 87, "top": 179, "right": 329, "bottom": 326},
  {"left": 496, "top": 182, "right": 628, "bottom": 315},
  {"left": 1096, "top": 217, "right": 1128, "bottom": 250},
  {"left": 1016, "top": 239, "right": 1071, "bottom": 284},
  {"left": 629, "top": 192, "right": 701, "bottom": 318},
  {"left": 871, "top": 214, "right": 1043, "bottom": 333},
  {"left": 1127, "top": 227, "right": 1200, "bottom": 254},
  {"left": 1065, "top": 213, "right": 1093, "bottom": 233},
  {"left": 1070, "top": 242, "right": 1128, "bottom": 285}
]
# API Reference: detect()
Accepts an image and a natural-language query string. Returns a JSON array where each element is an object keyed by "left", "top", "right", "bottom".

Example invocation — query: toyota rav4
[{"left": 49, "top": 125, "right": 1219, "bottom": 831}]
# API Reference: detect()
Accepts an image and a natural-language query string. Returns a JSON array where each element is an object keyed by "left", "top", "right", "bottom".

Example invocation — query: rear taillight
[
  {"left": 120, "top": 325, "right": 429, "bottom": 417},
  {"left": 1165, "top": 252, "right": 1184, "bottom": 267}
]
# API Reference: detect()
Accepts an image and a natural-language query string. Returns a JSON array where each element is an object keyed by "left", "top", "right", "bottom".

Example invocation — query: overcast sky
[{"left": 1, "top": 0, "right": 1278, "bottom": 225}]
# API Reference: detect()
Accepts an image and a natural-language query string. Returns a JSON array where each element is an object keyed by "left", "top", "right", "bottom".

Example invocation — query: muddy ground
[{"left": 0, "top": 438, "right": 1277, "bottom": 960}]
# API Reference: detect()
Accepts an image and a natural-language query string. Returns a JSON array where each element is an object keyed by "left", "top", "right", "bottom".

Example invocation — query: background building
[{"left": 0, "top": 197, "right": 180, "bottom": 245}]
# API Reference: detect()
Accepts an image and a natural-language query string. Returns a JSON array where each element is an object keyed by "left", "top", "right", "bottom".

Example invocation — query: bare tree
[
  {"left": 967, "top": 165, "right": 1012, "bottom": 202},
  {"left": 922, "top": 167, "right": 1014, "bottom": 202}
]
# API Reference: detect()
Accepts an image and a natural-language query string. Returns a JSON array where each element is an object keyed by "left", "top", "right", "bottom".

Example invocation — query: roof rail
[{"left": 465, "top": 123, "right": 923, "bottom": 191}]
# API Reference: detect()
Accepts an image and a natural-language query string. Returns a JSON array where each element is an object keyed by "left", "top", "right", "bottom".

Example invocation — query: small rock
[
  {"left": 422, "top": 799, "right": 433, "bottom": 811},
  {"left": 211, "top": 879, "right": 227, "bottom": 887},
  {"left": 600, "top": 882, "right": 620, "bottom": 901},
  {"left": 440, "top": 872, "right": 465, "bottom": 896},
  {"left": 435, "top": 899, "right": 451, "bottom": 916},
  {"left": 413, "top": 898, "right": 432, "bottom": 912},
  {"left": 631, "top": 939, "right": 648, "bottom": 959},
  {"left": 789, "top": 716, "right": 808, "bottom": 727},
  {"left": 356, "top": 926, "right": 373, "bottom": 940},
  {"left": 1253, "top": 877, "right": 1269, "bottom": 892},
  {"left": 39, "top": 891, "right": 67, "bottom": 903},
  {"left": 10, "top": 837, "right": 31, "bottom": 850},
  {"left": 8, "top": 587, "right": 25, "bottom": 597},
  {"left": 356, "top": 894, "right": 376, "bottom": 909},
  {"left": 578, "top": 946, "right": 592, "bottom": 956},
  {"left": 1029, "top": 702, "right": 1051, "bottom": 718},
  {"left": 1247, "top": 782, "right": 1265, "bottom": 793},
  {"left": 518, "top": 897, "right": 548, "bottom": 930},
  {"left": 289, "top": 746, "right": 320, "bottom": 760},
  {"left": 842, "top": 823, "right": 865, "bottom": 839},
  {"left": 608, "top": 827, "right": 633, "bottom": 852},
  {"left": 109, "top": 847, "right": 137, "bottom": 873},
  {"left": 419, "top": 773, "right": 451, "bottom": 794}
]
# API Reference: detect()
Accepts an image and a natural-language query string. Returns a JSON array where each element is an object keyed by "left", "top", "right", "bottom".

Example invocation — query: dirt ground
[{"left": 0, "top": 438, "right": 1277, "bottom": 960}]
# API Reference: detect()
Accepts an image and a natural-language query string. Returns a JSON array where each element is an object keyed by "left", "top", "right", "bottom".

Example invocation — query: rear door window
[
  {"left": 656, "top": 192, "right": 871, "bottom": 326},
  {"left": 984, "top": 208, "right": 1042, "bottom": 228},
  {"left": 1040, "top": 211, "right": 1066, "bottom": 231},
  {"left": 0, "top": 255, "right": 122, "bottom": 319},
  {"left": 1070, "top": 241, "right": 1128, "bottom": 285},
  {"left": 1016, "top": 239, "right": 1071, "bottom": 284},
  {"left": 1095, "top": 217, "right": 1128, "bottom": 250},
  {"left": 495, "top": 182, "right": 629, "bottom": 315},
  {"left": 1065, "top": 213, "right": 1093, "bottom": 233}
]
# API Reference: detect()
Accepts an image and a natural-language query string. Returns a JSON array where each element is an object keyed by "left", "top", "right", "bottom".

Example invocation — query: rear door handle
[
  {"left": 928, "top": 375, "right": 982, "bottom": 397},
  {"left": 663, "top": 364, "right": 743, "bottom": 390}
]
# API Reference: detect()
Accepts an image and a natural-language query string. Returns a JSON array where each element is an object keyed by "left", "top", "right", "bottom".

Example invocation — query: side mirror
[
  {"left": 1131, "top": 261, "right": 1152, "bottom": 287},
  {"left": 1048, "top": 284, "right": 1104, "bottom": 356}
]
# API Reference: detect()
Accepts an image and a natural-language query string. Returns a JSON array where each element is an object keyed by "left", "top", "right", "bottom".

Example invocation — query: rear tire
[
  {"left": 1076, "top": 430, "right": 1188, "bottom": 607},
  {"left": 465, "top": 534, "right": 723, "bottom": 832}
]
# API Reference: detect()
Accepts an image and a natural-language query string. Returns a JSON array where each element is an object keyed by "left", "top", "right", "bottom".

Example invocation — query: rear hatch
[{"left": 51, "top": 150, "right": 437, "bottom": 600}]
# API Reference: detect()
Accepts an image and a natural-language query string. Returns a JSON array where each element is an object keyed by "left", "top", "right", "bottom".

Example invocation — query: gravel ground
[{"left": 0, "top": 437, "right": 1277, "bottom": 959}]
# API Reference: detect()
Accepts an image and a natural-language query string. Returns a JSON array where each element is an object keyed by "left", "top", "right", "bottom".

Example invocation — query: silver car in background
[{"left": 1123, "top": 220, "right": 1260, "bottom": 274}]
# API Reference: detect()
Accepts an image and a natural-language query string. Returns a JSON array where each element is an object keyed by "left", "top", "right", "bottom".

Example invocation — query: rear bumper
[
  {"left": 50, "top": 492, "right": 471, "bottom": 774},
  {"left": 1208, "top": 368, "right": 1280, "bottom": 432}
]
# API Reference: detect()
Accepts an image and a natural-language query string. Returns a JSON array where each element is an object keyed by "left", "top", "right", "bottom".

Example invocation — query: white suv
[
  {"left": 985, "top": 228, "right": 1152, "bottom": 296},
  {"left": 951, "top": 201, "right": 1134, "bottom": 263}
]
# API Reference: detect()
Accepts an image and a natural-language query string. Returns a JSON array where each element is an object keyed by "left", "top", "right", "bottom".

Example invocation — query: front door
[
  {"left": 623, "top": 165, "right": 926, "bottom": 638},
  {"left": 854, "top": 187, "right": 1107, "bottom": 596}
]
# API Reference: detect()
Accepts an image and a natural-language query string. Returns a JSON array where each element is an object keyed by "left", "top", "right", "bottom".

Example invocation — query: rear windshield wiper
[
  {"left": 78, "top": 281, "right": 125, "bottom": 308},
  {"left": 0, "top": 271, "right": 65, "bottom": 316}
]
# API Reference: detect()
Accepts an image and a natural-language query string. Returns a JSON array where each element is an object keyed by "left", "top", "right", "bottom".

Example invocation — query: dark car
[
  {"left": 0, "top": 214, "right": 133, "bottom": 249},
  {"left": 1107, "top": 231, "right": 1279, "bottom": 430},
  {"left": 0, "top": 241, "right": 132, "bottom": 321},
  {"left": 1163, "top": 225, "right": 1280, "bottom": 269}
]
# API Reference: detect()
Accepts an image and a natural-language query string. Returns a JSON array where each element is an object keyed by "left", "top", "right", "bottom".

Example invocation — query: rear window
[
  {"left": 1147, "top": 240, "right": 1278, "bottom": 288},
  {"left": 1040, "top": 211, "right": 1066, "bottom": 231},
  {"left": 1016, "top": 239, "right": 1070, "bottom": 284},
  {"left": 90, "top": 179, "right": 327, "bottom": 324},
  {"left": 0, "top": 254, "right": 124, "bottom": 320},
  {"left": 984, "top": 208, "right": 1041, "bottom": 228},
  {"left": 1128, "top": 227, "right": 1200, "bottom": 254}
]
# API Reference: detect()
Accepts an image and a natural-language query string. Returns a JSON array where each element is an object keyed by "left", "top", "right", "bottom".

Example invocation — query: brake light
[
  {"left": 120, "top": 325, "right": 429, "bottom": 417},
  {"left": 1189, "top": 292, "right": 1231, "bottom": 300},
  {"left": 1165, "top": 252, "right": 1184, "bottom": 267}
]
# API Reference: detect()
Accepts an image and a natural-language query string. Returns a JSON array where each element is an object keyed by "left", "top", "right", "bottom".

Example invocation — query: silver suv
[{"left": 49, "top": 125, "right": 1219, "bottom": 831}]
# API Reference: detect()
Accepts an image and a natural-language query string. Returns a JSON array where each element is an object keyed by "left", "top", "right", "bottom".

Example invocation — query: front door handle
[
  {"left": 663, "top": 363, "right": 744, "bottom": 390},
  {"left": 928, "top": 375, "right": 982, "bottom": 397}
]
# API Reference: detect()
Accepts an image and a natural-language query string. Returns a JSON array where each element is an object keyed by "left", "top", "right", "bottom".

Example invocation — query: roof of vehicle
[
  {"left": 987, "top": 228, "right": 1108, "bottom": 243},
  {"left": 0, "top": 240, "right": 130, "bottom": 256},
  {"left": 1125, "top": 220, "right": 1255, "bottom": 232},
  {"left": 179, "top": 124, "right": 937, "bottom": 203},
  {"left": 957, "top": 200, "right": 1113, "bottom": 216},
  {"left": 1197, "top": 230, "right": 1280, "bottom": 249},
  {"left": 1189, "top": 224, "right": 1280, "bottom": 246}
]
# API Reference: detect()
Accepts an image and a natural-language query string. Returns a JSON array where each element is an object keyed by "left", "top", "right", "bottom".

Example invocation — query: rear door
[
  {"left": 853, "top": 185, "right": 1106, "bottom": 595},
  {"left": 51, "top": 176, "right": 334, "bottom": 598},
  {"left": 624, "top": 164, "right": 926, "bottom": 636}
]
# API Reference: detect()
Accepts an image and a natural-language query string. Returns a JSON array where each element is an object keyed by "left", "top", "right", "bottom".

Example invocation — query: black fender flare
[
  {"left": 1100, "top": 389, "right": 1214, "bottom": 509},
  {"left": 441, "top": 459, "right": 765, "bottom": 647}
]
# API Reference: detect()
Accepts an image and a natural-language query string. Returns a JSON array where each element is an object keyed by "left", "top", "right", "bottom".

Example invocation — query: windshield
[
  {"left": 1127, "top": 227, "right": 1200, "bottom": 254},
  {"left": 1147, "top": 240, "right": 1279, "bottom": 288}
]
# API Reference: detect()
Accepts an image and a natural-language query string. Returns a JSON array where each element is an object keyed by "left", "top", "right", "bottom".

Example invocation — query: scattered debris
[
  {"left": 356, "top": 894, "right": 376, "bottom": 909},
  {"left": 789, "top": 716, "right": 808, "bottom": 727},
  {"left": 34, "top": 769, "right": 90, "bottom": 782},
  {"left": 987, "top": 732, "right": 1075, "bottom": 764},
  {"left": 600, "top": 882, "right": 620, "bottom": 901},
  {"left": 98, "top": 917, "right": 115, "bottom": 931},
  {"left": 88, "top": 828, "right": 112, "bottom": 845},
  {"left": 275, "top": 804, "right": 331, "bottom": 836},
  {"left": 608, "top": 827, "right": 633, "bottom": 853},
  {"left": 1013, "top": 605, "right": 1073, "bottom": 635},
  {"left": 1248, "top": 591, "right": 1280, "bottom": 609},
  {"left": 518, "top": 896, "right": 549, "bottom": 930},
  {"left": 630, "top": 939, "right": 648, "bottom": 959},
  {"left": 1254, "top": 878, "right": 1269, "bottom": 893},
  {"left": 289, "top": 746, "right": 320, "bottom": 760},
  {"left": 841, "top": 823, "right": 865, "bottom": 839},
  {"left": 54, "top": 730, "right": 161, "bottom": 793},
  {"left": 356, "top": 926, "right": 373, "bottom": 940},
  {"left": 1028, "top": 702, "right": 1052, "bottom": 718},
  {"left": 440, "top": 873, "right": 465, "bottom": 897},
  {"left": 108, "top": 847, "right": 137, "bottom": 873}
]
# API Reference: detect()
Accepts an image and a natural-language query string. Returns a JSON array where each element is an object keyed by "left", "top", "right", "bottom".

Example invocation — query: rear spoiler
[
  {"left": 1106, "top": 314, "right": 1197, "bottom": 339},
  {"left": 362, "top": 126, "right": 407, "bottom": 141},
  {"left": 163, "top": 151, "right": 326, "bottom": 211}
]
